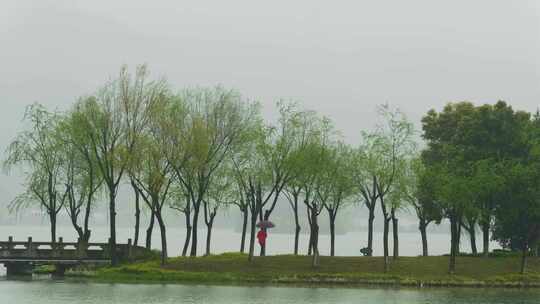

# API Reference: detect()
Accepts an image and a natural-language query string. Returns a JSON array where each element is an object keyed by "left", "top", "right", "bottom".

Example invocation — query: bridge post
[
  {"left": 7, "top": 236, "right": 14, "bottom": 250},
  {"left": 53, "top": 237, "right": 64, "bottom": 258},
  {"left": 26, "top": 237, "right": 36, "bottom": 257}
]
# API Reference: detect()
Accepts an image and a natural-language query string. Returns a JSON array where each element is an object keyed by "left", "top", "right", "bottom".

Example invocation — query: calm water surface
[{"left": 0, "top": 280, "right": 539, "bottom": 304}]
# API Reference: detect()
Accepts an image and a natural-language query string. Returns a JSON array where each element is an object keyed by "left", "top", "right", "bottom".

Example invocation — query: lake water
[{"left": 0, "top": 280, "right": 539, "bottom": 304}]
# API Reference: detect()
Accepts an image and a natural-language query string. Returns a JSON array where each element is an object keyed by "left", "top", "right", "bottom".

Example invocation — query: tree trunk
[
  {"left": 419, "top": 219, "right": 428, "bottom": 257},
  {"left": 146, "top": 212, "right": 155, "bottom": 250},
  {"left": 182, "top": 200, "right": 192, "bottom": 257},
  {"left": 329, "top": 213, "right": 336, "bottom": 257},
  {"left": 49, "top": 211, "right": 57, "bottom": 244},
  {"left": 203, "top": 201, "right": 216, "bottom": 257},
  {"left": 155, "top": 211, "right": 167, "bottom": 265},
  {"left": 182, "top": 210, "right": 192, "bottom": 257},
  {"left": 206, "top": 221, "right": 214, "bottom": 256},
  {"left": 240, "top": 207, "right": 248, "bottom": 253},
  {"left": 83, "top": 177, "right": 94, "bottom": 243},
  {"left": 456, "top": 219, "right": 462, "bottom": 254},
  {"left": 248, "top": 210, "right": 257, "bottom": 261},
  {"left": 367, "top": 207, "right": 375, "bottom": 256},
  {"left": 380, "top": 197, "right": 390, "bottom": 272},
  {"left": 190, "top": 204, "right": 201, "bottom": 257},
  {"left": 391, "top": 209, "right": 399, "bottom": 259},
  {"left": 83, "top": 204, "right": 92, "bottom": 242},
  {"left": 310, "top": 208, "right": 320, "bottom": 268},
  {"left": 259, "top": 210, "right": 271, "bottom": 257},
  {"left": 469, "top": 225, "right": 478, "bottom": 255},
  {"left": 248, "top": 186, "right": 261, "bottom": 262},
  {"left": 383, "top": 218, "right": 390, "bottom": 272},
  {"left": 521, "top": 242, "right": 528, "bottom": 274},
  {"left": 307, "top": 205, "right": 313, "bottom": 255},
  {"left": 449, "top": 217, "right": 458, "bottom": 274},
  {"left": 108, "top": 189, "right": 118, "bottom": 265},
  {"left": 71, "top": 220, "right": 84, "bottom": 241},
  {"left": 68, "top": 203, "right": 84, "bottom": 242},
  {"left": 133, "top": 183, "right": 141, "bottom": 247},
  {"left": 293, "top": 195, "right": 301, "bottom": 255},
  {"left": 307, "top": 234, "right": 313, "bottom": 255},
  {"left": 482, "top": 220, "right": 490, "bottom": 257}
]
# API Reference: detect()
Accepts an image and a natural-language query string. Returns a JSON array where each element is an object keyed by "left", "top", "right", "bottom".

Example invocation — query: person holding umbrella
[
  {"left": 256, "top": 220, "right": 275, "bottom": 252},
  {"left": 257, "top": 228, "right": 267, "bottom": 249}
]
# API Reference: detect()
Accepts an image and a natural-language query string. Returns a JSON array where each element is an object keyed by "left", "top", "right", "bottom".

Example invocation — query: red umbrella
[{"left": 256, "top": 220, "right": 275, "bottom": 229}]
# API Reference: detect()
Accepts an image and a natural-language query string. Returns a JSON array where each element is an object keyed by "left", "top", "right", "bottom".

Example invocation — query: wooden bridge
[{"left": 0, "top": 236, "right": 149, "bottom": 276}]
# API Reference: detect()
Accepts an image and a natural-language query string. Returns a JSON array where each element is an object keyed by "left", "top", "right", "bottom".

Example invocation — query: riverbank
[{"left": 76, "top": 253, "right": 540, "bottom": 288}]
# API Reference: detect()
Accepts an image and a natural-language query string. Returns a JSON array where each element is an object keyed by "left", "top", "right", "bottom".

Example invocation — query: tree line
[{"left": 4, "top": 65, "right": 540, "bottom": 274}]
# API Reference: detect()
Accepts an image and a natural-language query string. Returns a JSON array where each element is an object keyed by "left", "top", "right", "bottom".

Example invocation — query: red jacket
[{"left": 257, "top": 230, "right": 267, "bottom": 245}]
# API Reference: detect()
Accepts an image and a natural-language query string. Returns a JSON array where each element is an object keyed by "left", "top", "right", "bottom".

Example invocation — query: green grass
[{"left": 91, "top": 253, "right": 540, "bottom": 288}]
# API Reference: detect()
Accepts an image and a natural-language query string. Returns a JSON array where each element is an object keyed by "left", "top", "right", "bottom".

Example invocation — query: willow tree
[
  {"left": 352, "top": 145, "right": 379, "bottom": 257},
  {"left": 203, "top": 164, "right": 236, "bottom": 256},
  {"left": 401, "top": 157, "right": 442, "bottom": 257},
  {"left": 233, "top": 103, "right": 325, "bottom": 260},
  {"left": 257, "top": 102, "right": 313, "bottom": 256},
  {"left": 163, "top": 87, "right": 258, "bottom": 257},
  {"left": 4, "top": 104, "right": 66, "bottom": 244},
  {"left": 132, "top": 94, "right": 175, "bottom": 264},
  {"left": 231, "top": 178, "right": 249, "bottom": 253},
  {"left": 301, "top": 139, "right": 325, "bottom": 265},
  {"left": 283, "top": 108, "right": 326, "bottom": 255},
  {"left": 231, "top": 119, "right": 275, "bottom": 261},
  {"left": 353, "top": 105, "right": 414, "bottom": 265},
  {"left": 60, "top": 136, "right": 102, "bottom": 243},
  {"left": 130, "top": 141, "right": 173, "bottom": 264},
  {"left": 293, "top": 115, "right": 335, "bottom": 267},
  {"left": 58, "top": 108, "right": 104, "bottom": 243},
  {"left": 169, "top": 184, "right": 192, "bottom": 257},
  {"left": 283, "top": 177, "right": 303, "bottom": 255},
  {"left": 318, "top": 142, "right": 354, "bottom": 256},
  {"left": 73, "top": 65, "right": 168, "bottom": 264},
  {"left": 370, "top": 105, "right": 415, "bottom": 270},
  {"left": 303, "top": 129, "right": 332, "bottom": 267}
]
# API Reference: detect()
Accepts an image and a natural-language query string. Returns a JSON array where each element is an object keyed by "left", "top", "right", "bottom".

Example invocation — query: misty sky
[{"left": 1, "top": 0, "right": 540, "bottom": 203}]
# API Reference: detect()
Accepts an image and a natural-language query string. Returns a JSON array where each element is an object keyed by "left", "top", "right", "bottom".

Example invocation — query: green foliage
[
  {"left": 492, "top": 161, "right": 540, "bottom": 251},
  {"left": 318, "top": 142, "right": 355, "bottom": 214},
  {"left": 4, "top": 103, "right": 66, "bottom": 215},
  {"left": 401, "top": 157, "right": 443, "bottom": 225}
]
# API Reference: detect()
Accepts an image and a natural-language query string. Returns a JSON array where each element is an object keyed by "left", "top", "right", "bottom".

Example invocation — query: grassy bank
[{"left": 90, "top": 253, "right": 540, "bottom": 288}]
